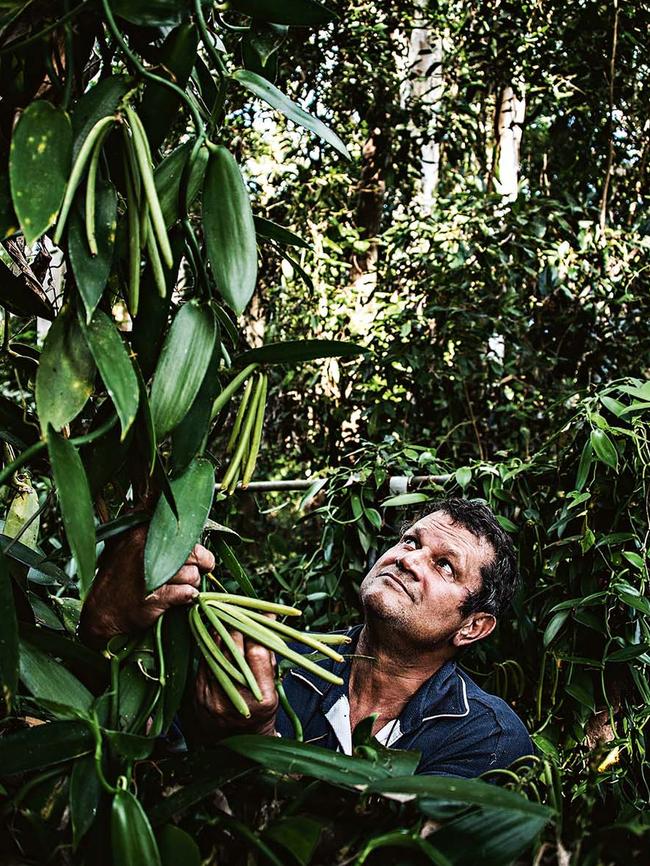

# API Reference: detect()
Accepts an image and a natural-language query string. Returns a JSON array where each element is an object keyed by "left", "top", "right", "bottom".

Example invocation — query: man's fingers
[
  {"left": 169, "top": 564, "right": 201, "bottom": 588},
  {"left": 185, "top": 543, "right": 215, "bottom": 573},
  {"left": 245, "top": 639, "right": 277, "bottom": 704},
  {"left": 146, "top": 584, "right": 199, "bottom": 610}
]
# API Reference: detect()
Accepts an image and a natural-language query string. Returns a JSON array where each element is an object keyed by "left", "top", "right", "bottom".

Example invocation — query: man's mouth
[{"left": 379, "top": 571, "right": 412, "bottom": 599}]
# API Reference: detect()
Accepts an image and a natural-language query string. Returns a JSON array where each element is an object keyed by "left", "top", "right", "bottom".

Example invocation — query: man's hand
[
  {"left": 78, "top": 524, "right": 215, "bottom": 649},
  {"left": 195, "top": 624, "right": 279, "bottom": 739}
]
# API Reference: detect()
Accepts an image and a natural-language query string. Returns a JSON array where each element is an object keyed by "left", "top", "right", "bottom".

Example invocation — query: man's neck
[{"left": 348, "top": 622, "right": 453, "bottom": 734}]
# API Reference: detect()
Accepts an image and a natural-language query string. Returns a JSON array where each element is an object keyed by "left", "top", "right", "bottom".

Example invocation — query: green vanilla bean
[
  {"left": 145, "top": 211, "right": 167, "bottom": 297},
  {"left": 210, "top": 363, "right": 258, "bottom": 421},
  {"left": 199, "top": 600, "right": 263, "bottom": 700},
  {"left": 84, "top": 125, "right": 111, "bottom": 255},
  {"left": 277, "top": 676, "right": 303, "bottom": 742},
  {"left": 208, "top": 604, "right": 344, "bottom": 686},
  {"left": 189, "top": 609, "right": 251, "bottom": 718},
  {"left": 190, "top": 606, "right": 247, "bottom": 687},
  {"left": 124, "top": 106, "right": 173, "bottom": 268},
  {"left": 227, "top": 605, "right": 344, "bottom": 663},
  {"left": 122, "top": 142, "right": 141, "bottom": 317},
  {"left": 307, "top": 633, "right": 352, "bottom": 646},
  {"left": 226, "top": 375, "right": 255, "bottom": 454},
  {"left": 54, "top": 114, "right": 116, "bottom": 244},
  {"left": 221, "top": 376, "right": 264, "bottom": 491},
  {"left": 241, "top": 373, "right": 267, "bottom": 487},
  {"left": 199, "top": 593, "right": 300, "bottom": 616}
]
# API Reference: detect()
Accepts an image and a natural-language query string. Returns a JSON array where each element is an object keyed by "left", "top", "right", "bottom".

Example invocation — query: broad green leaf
[
  {"left": 233, "top": 69, "right": 349, "bottom": 159},
  {"left": 158, "top": 607, "right": 192, "bottom": 733},
  {"left": 1, "top": 535, "right": 69, "bottom": 585},
  {"left": 575, "top": 440, "right": 592, "bottom": 492},
  {"left": 36, "top": 307, "right": 95, "bottom": 433},
  {"left": 150, "top": 301, "right": 217, "bottom": 441},
  {"left": 47, "top": 427, "right": 96, "bottom": 598},
  {"left": 156, "top": 141, "right": 209, "bottom": 229},
  {"left": 19, "top": 638, "right": 94, "bottom": 713},
  {"left": 543, "top": 610, "right": 569, "bottom": 646},
  {"left": 69, "top": 182, "right": 118, "bottom": 322},
  {"left": 0, "top": 168, "right": 19, "bottom": 239},
  {"left": 105, "top": 730, "right": 155, "bottom": 761},
  {"left": 600, "top": 395, "right": 626, "bottom": 417},
  {"left": 236, "top": 339, "right": 367, "bottom": 365},
  {"left": 215, "top": 536, "right": 257, "bottom": 598},
  {"left": 140, "top": 23, "right": 199, "bottom": 151},
  {"left": 264, "top": 817, "right": 323, "bottom": 866},
  {"left": 113, "top": 0, "right": 187, "bottom": 26},
  {"left": 381, "top": 492, "right": 429, "bottom": 508},
  {"left": 254, "top": 215, "right": 309, "bottom": 248},
  {"left": 607, "top": 642, "right": 650, "bottom": 662},
  {"left": 158, "top": 825, "right": 202, "bottom": 866},
  {"left": 9, "top": 100, "right": 72, "bottom": 244},
  {"left": 622, "top": 550, "right": 645, "bottom": 569},
  {"left": 496, "top": 515, "right": 518, "bottom": 532},
  {"left": 230, "top": 0, "right": 336, "bottom": 27},
  {"left": 455, "top": 466, "right": 472, "bottom": 489},
  {"left": 70, "top": 753, "right": 102, "bottom": 848},
  {"left": 424, "top": 806, "right": 549, "bottom": 866},
  {"left": 111, "top": 789, "right": 162, "bottom": 866},
  {"left": 203, "top": 146, "right": 257, "bottom": 315},
  {"left": 368, "top": 776, "right": 551, "bottom": 817},
  {"left": 72, "top": 75, "right": 130, "bottom": 161},
  {"left": 224, "top": 735, "right": 392, "bottom": 786},
  {"left": 4, "top": 481, "right": 40, "bottom": 550},
  {"left": 80, "top": 309, "right": 139, "bottom": 439},
  {"left": 144, "top": 458, "right": 215, "bottom": 592},
  {"left": 590, "top": 428, "right": 618, "bottom": 470},
  {"left": 171, "top": 343, "right": 221, "bottom": 475},
  {"left": 0, "top": 720, "right": 93, "bottom": 775},
  {"left": 0, "top": 550, "right": 19, "bottom": 711}
]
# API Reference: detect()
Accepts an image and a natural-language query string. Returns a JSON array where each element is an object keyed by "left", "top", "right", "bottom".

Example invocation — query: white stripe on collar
[
  {"left": 325, "top": 695, "right": 352, "bottom": 755},
  {"left": 421, "top": 673, "right": 470, "bottom": 721},
  {"left": 289, "top": 669, "right": 324, "bottom": 695}
]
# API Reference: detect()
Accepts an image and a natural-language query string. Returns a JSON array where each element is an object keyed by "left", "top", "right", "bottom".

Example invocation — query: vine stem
[{"left": 101, "top": 0, "right": 205, "bottom": 137}]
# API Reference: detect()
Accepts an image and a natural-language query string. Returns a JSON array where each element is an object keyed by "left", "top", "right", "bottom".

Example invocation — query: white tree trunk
[{"left": 495, "top": 85, "right": 526, "bottom": 200}]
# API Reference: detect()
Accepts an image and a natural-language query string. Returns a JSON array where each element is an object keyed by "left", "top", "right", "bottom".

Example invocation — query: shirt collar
[{"left": 289, "top": 624, "right": 468, "bottom": 734}]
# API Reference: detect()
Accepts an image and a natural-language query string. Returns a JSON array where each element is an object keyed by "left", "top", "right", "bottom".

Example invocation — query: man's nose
[{"left": 395, "top": 549, "right": 425, "bottom": 579}]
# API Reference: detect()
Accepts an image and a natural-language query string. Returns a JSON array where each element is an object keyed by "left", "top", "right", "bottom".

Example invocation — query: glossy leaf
[
  {"left": 233, "top": 69, "right": 349, "bottom": 159},
  {"left": 224, "top": 735, "right": 392, "bottom": 786},
  {"left": 455, "top": 466, "right": 472, "bottom": 489},
  {"left": 1, "top": 535, "right": 69, "bottom": 585},
  {"left": 215, "top": 537, "right": 257, "bottom": 597},
  {"left": 236, "top": 339, "right": 367, "bottom": 365},
  {"left": 105, "top": 730, "right": 155, "bottom": 760},
  {"left": 158, "top": 607, "right": 192, "bottom": 733},
  {"left": 156, "top": 141, "right": 209, "bottom": 229},
  {"left": 254, "top": 215, "right": 309, "bottom": 248},
  {"left": 4, "top": 481, "right": 40, "bottom": 550},
  {"left": 9, "top": 100, "right": 72, "bottom": 244},
  {"left": 47, "top": 427, "right": 96, "bottom": 598},
  {"left": 0, "top": 258, "right": 55, "bottom": 319},
  {"left": 0, "top": 550, "right": 18, "bottom": 712},
  {"left": 140, "top": 23, "right": 199, "bottom": 151},
  {"left": 158, "top": 825, "right": 202, "bottom": 866},
  {"left": 111, "top": 789, "right": 162, "bottom": 866},
  {"left": 543, "top": 610, "right": 569, "bottom": 646},
  {"left": 72, "top": 75, "right": 130, "bottom": 161},
  {"left": 150, "top": 301, "right": 217, "bottom": 441},
  {"left": 36, "top": 308, "right": 95, "bottom": 433},
  {"left": 70, "top": 753, "right": 102, "bottom": 848},
  {"left": 69, "top": 182, "right": 118, "bottom": 322},
  {"left": 368, "top": 776, "right": 551, "bottom": 817},
  {"left": 419, "top": 806, "right": 548, "bottom": 866},
  {"left": 203, "top": 146, "right": 257, "bottom": 315},
  {"left": 264, "top": 817, "right": 323, "bottom": 866},
  {"left": 590, "top": 428, "right": 618, "bottom": 470},
  {"left": 381, "top": 492, "right": 429, "bottom": 508},
  {"left": 171, "top": 343, "right": 221, "bottom": 474},
  {"left": 229, "top": 0, "right": 336, "bottom": 26},
  {"left": 144, "top": 458, "right": 215, "bottom": 592},
  {"left": 19, "top": 638, "right": 94, "bottom": 713},
  {"left": 80, "top": 309, "right": 139, "bottom": 439},
  {"left": 0, "top": 720, "right": 93, "bottom": 775}
]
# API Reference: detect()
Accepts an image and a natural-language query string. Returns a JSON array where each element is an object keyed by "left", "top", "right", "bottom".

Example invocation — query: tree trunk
[{"left": 494, "top": 85, "right": 526, "bottom": 200}]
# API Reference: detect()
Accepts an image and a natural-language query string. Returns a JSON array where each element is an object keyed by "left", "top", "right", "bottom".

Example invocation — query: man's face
[{"left": 359, "top": 511, "right": 494, "bottom": 648}]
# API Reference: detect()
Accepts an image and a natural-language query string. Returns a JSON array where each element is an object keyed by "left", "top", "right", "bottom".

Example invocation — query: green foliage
[{"left": 0, "top": 0, "right": 648, "bottom": 864}]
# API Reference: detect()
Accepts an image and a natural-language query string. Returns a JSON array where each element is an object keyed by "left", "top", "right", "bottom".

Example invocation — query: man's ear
[{"left": 452, "top": 613, "right": 496, "bottom": 648}]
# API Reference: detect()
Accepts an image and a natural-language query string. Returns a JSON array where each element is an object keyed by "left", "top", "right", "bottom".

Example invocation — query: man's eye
[
  {"left": 438, "top": 559, "right": 454, "bottom": 577},
  {"left": 402, "top": 536, "right": 417, "bottom": 548}
]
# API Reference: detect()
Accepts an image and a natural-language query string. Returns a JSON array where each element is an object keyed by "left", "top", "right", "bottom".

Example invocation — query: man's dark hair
[{"left": 405, "top": 497, "right": 520, "bottom": 619}]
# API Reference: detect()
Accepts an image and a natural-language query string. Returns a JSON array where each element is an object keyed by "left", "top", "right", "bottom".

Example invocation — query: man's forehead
[{"left": 408, "top": 511, "right": 489, "bottom": 553}]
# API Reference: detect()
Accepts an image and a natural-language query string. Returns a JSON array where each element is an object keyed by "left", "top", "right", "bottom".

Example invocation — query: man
[{"left": 80, "top": 498, "right": 533, "bottom": 777}]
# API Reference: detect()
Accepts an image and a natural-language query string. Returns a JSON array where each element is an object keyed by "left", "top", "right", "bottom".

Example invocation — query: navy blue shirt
[{"left": 276, "top": 625, "right": 533, "bottom": 778}]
